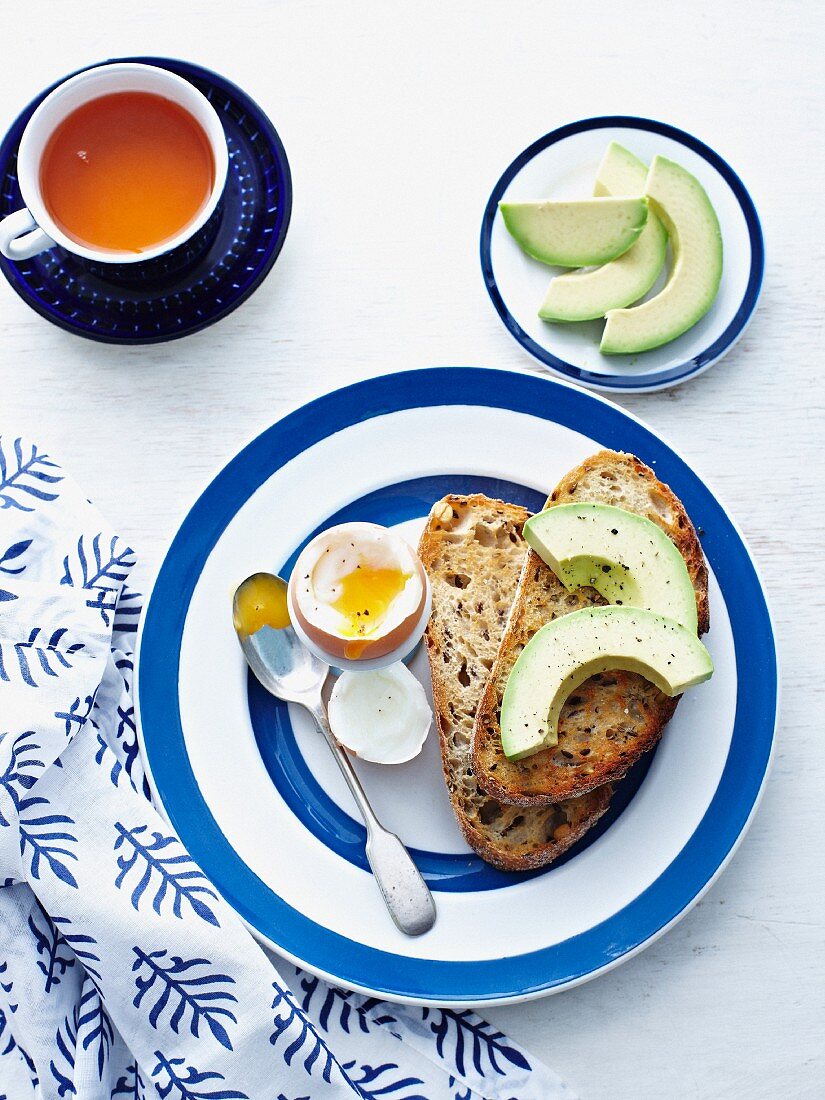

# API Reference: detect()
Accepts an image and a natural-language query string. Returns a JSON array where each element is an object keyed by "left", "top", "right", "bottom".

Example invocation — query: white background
[{"left": 1, "top": 2, "right": 822, "bottom": 1097}]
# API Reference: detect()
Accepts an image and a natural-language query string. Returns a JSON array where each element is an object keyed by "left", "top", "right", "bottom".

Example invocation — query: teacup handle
[{"left": 0, "top": 208, "right": 55, "bottom": 261}]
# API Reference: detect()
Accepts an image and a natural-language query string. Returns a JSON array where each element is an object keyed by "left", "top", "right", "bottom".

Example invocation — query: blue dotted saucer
[{"left": 0, "top": 57, "right": 292, "bottom": 344}]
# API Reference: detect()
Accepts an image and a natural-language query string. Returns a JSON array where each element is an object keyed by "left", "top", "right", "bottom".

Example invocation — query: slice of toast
[
  {"left": 471, "top": 451, "right": 709, "bottom": 807},
  {"left": 418, "top": 494, "right": 611, "bottom": 872}
]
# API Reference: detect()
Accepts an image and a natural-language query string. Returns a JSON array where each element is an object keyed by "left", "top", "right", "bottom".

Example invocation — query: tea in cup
[{"left": 0, "top": 63, "right": 229, "bottom": 263}]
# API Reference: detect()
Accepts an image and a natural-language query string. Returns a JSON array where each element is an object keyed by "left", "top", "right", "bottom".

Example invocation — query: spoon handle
[{"left": 308, "top": 702, "right": 437, "bottom": 937}]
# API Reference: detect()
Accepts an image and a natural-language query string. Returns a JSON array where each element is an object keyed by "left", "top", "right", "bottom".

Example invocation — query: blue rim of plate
[
  {"left": 479, "top": 116, "right": 765, "bottom": 392},
  {"left": 0, "top": 56, "right": 292, "bottom": 344},
  {"left": 136, "top": 367, "right": 777, "bottom": 1004}
]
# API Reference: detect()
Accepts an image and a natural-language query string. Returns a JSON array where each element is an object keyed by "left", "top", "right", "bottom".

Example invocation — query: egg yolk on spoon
[
  {"left": 233, "top": 573, "right": 291, "bottom": 635},
  {"left": 332, "top": 566, "right": 411, "bottom": 637}
]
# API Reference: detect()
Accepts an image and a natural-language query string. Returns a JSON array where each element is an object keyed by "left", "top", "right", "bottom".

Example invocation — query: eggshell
[
  {"left": 287, "top": 523, "right": 428, "bottom": 663},
  {"left": 328, "top": 663, "right": 432, "bottom": 764}
]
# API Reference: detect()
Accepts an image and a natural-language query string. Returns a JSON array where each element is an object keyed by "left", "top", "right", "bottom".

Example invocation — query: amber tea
[{"left": 40, "top": 91, "right": 215, "bottom": 254}]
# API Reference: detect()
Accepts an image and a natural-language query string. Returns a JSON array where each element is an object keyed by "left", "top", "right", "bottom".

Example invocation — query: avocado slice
[
  {"left": 523, "top": 502, "right": 698, "bottom": 632},
  {"left": 500, "top": 605, "right": 713, "bottom": 760},
  {"left": 538, "top": 144, "right": 668, "bottom": 322},
  {"left": 601, "top": 155, "right": 723, "bottom": 354},
  {"left": 499, "top": 197, "right": 649, "bottom": 268}
]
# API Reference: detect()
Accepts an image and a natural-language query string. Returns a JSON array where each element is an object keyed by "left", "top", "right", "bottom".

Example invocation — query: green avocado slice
[
  {"left": 499, "top": 197, "right": 649, "bottom": 268},
  {"left": 500, "top": 605, "right": 713, "bottom": 760},
  {"left": 523, "top": 502, "right": 698, "bottom": 632},
  {"left": 538, "top": 143, "right": 668, "bottom": 322},
  {"left": 600, "top": 155, "right": 723, "bottom": 354}
]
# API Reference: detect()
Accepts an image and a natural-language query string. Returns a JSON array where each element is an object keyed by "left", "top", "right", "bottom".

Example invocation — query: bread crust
[
  {"left": 419, "top": 494, "right": 611, "bottom": 871},
  {"left": 471, "top": 451, "right": 710, "bottom": 807}
]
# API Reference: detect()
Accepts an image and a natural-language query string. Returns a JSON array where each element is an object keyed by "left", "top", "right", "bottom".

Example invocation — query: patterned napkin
[{"left": 0, "top": 434, "right": 574, "bottom": 1100}]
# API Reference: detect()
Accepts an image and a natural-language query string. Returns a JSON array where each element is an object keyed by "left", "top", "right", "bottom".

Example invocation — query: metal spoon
[{"left": 232, "top": 572, "right": 436, "bottom": 937}]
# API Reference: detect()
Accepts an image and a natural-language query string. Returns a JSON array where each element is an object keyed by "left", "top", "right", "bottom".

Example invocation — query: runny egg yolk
[
  {"left": 233, "top": 574, "right": 291, "bottom": 635},
  {"left": 331, "top": 566, "right": 411, "bottom": 638}
]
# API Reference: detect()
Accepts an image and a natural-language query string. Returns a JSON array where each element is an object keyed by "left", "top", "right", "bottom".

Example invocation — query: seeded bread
[
  {"left": 418, "top": 494, "right": 611, "bottom": 872},
  {"left": 471, "top": 450, "right": 709, "bottom": 807}
]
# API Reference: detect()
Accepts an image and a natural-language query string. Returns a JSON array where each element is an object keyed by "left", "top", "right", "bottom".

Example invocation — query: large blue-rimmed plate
[
  {"left": 480, "top": 117, "right": 764, "bottom": 392},
  {"left": 135, "top": 367, "right": 777, "bottom": 1006}
]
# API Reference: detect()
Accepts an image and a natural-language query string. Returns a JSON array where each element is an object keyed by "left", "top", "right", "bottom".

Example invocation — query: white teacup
[{"left": 0, "top": 63, "right": 229, "bottom": 264}]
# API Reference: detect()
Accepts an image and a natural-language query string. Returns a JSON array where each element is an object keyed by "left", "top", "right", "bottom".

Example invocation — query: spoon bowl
[{"left": 233, "top": 573, "right": 325, "bottom": 703}]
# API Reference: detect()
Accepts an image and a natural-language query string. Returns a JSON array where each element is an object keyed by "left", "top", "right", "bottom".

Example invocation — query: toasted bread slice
[
  {"left": 471, "top": 451, "right": 709, "bottom": 807},
  {"left": 419, "top": 494, "right": 611, "bottom": 872}
]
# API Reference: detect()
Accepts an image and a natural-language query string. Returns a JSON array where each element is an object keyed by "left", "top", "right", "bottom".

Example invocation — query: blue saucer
[{"left": 0, "top": 57, "right": 292, "bottom": 344}]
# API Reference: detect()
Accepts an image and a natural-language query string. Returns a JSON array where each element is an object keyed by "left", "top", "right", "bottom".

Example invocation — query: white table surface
[{"left": 2, "top": 2, "right": 823, "bottom": 1097}]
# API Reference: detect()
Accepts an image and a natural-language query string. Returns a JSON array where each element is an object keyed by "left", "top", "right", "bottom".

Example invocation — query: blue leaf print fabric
[{"left": 0, "top": 435, "right": 574, "bottom": 1100}]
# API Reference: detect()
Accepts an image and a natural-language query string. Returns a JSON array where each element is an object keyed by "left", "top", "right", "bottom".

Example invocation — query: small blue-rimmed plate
[
  {"left": 481, "top": 117, "right": 764, "bottom": 392},
  {"left": 135, "top": 367, "right": 777, "bottom": 1006},
  {"left": 0, "top": 57, "right": 291, "bottom": 344}
]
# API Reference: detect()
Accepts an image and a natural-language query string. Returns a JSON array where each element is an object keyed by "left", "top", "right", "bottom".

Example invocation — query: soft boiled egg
[
  {"left": 288, "top": 522, "right": 429, "bottom": 664},
  {"left": 328, "top": 662, "right": 432, "bottom": 764}
]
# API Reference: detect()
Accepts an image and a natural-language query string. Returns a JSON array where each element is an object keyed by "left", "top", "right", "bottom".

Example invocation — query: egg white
[{"left": 328, "top": 662, "right": 432, "bottom": 764}]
